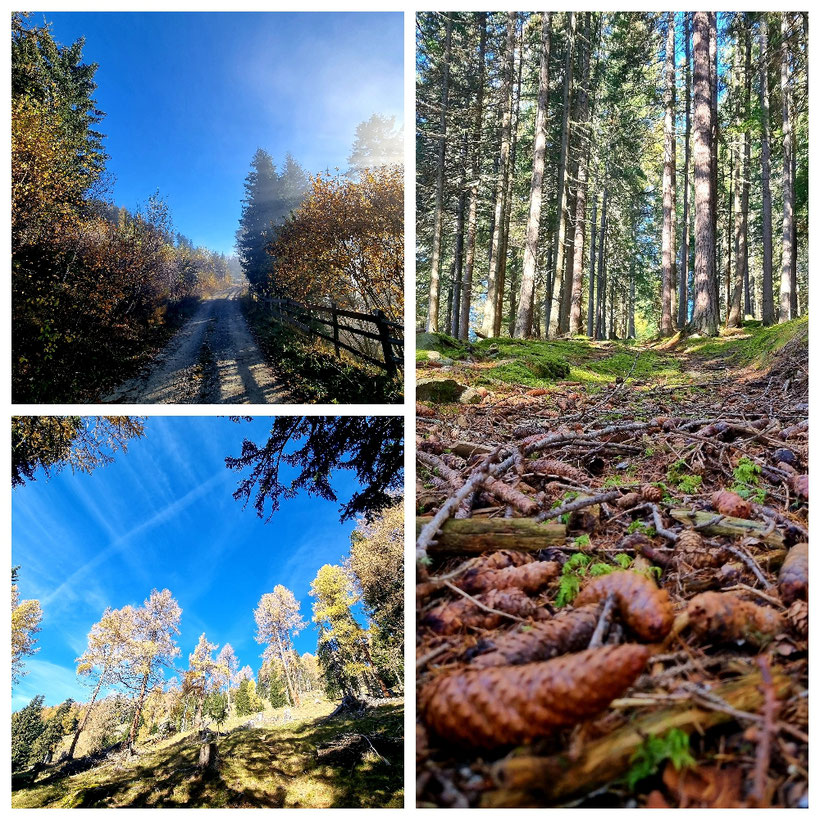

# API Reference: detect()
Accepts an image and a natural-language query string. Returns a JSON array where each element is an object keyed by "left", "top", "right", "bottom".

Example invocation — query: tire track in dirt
[{"left": 103, "top": 289, "right": 286, "bottom": 404}]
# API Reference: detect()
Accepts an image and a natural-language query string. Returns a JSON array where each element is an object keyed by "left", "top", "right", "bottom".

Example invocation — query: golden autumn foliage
[{"left": 268, "top": 167, "right": 403, "bottom": 321}]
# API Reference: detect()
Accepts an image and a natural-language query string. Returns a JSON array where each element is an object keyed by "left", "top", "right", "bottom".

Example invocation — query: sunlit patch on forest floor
[
  {"left": 416, "top": 319, "right": 807, "bottom": 807},
  {"left": 12, "top": 700, "right": 404, "bottom": 808}
]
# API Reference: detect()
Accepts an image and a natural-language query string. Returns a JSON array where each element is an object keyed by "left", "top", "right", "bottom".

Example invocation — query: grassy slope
[
  {"left": 416, "top": 318, "right": 807, "bottom": 392},
  {"left": 12, "top": 699, "right": 404, "bottom": 809}
]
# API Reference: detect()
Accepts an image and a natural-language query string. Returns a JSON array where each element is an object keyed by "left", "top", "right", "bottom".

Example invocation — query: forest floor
[
  {"left": 12, "top": 698, "right": 404, "bottom": 808},
  {"left": 103, "top": 286, "right": 287, "bottom": 404},
  {"left": 416, "top": 318, "right": 808, "bottom": 808}
]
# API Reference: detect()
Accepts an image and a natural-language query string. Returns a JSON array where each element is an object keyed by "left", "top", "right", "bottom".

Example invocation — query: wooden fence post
[
  {"left": 374, "top": 310, "right": 397, "bottom": 376},
  {"left": 331, "top": 302, "right": 340, "bottom": 358}
]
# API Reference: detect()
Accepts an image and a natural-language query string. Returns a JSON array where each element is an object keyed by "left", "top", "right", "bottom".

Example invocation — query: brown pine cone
[
  {"left": 616, "top": 492, "right": 642, "bottom": 509},
  {"left": 687, "top": 591, "right": 785, "bottom": 647},
  {"left": 711, "top": 489, "right": 752, "bottom": 519},
  {"left": 457, "top": 561, "right": 559, "bottom": 596},
  {"left": 786, "top": 599, "right": 808, "bottom": 638},
  {"left": 640, "top": 485, "right": 663, "bottom": 503},
  {"left": 529, "top": 458, "right": 589, "bottom": 485},
  {"left": 470, "top": 550, "right": 535, "bottom": 572},
  {"left": 676, "top": 529, "right": 725, "bottom": 568},
  {"left": 470, "top": 604, "right": 601, "bottom": 668},
  {"left": 420, "top": 644, "right": 650, "bottom": 747},
  {"left": 422, "top": 588, "right": 540, "bottom": 635},
  {"left": 791, "top": 474, "right": 808, "bottom": 500},
  {"left": 574, "top": 570, "right": 674, "bottom": 642},
  {"left": 778, "top": 542, "right": 808, "bottom": 604}
]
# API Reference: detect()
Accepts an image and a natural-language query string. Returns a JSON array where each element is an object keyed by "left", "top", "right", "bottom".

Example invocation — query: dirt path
[{"left": 103, "top": 288, "right": 286, "bottom": 404}]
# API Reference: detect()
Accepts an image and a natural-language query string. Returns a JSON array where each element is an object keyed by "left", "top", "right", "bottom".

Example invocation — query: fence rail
[{"left": 260, "top": 296, "right": 403, "bottom": 375}]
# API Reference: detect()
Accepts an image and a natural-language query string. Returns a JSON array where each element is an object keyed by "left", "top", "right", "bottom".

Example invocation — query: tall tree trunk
[
  {"left": 760, "top": 15, "right": 775, "bottom": 325},
  {"left": 425, "top": 15, "right": 452, "bottom": 332},
  {"left": 68, "top": 671, "right": 106, "bottom": 759},
  {"left": 742, "top": 23, "right": 752, "bottom": 318},
  {"left": 450, "top": 182, "right": 467, "bottom": 337},
  {"left": 790, "top": 131, "right": 798, "bottom": 317},
  {"left": 628, "top": 261, "right": 636, "bottom": 338},
  {"left": 494, "top": 30, "right": 522, "bottom": 337},
  {"left": 481, "top": 12, "right": 516, "bottom": 338},
  {"left": 128, "top": 671, "right": 150, "bottom": 747},
  {"left": 276, "top": 632, "right": 300, "bottom": 708},
  {"left": 586, "top": 195, "right": 598, "bottom": 337},
  {"left": 726, "top": 32, "right": 746, "bottom": 327},
  {"left": 690, "top": 11, "right": 719, "bottom": 335},
  {"left": 660, "top": 11, "right": 677, "bottom": 336},
  {"left": 708, "top": 11, "right": 719, "bottom": 319},
  {"left": 460, "top": 14, "right": 487, "bottom": 340},
  {"left": 779, "top": 12, "right": 793, "bottom": 322},
  {"left": 568, "top": 13, "right": 593, "bottom": 335},
  {"left": 514, "top": 11, "right": 551, "bottom": 337},
  {"left": 595, "top": 186, "right": 608, "bottom": 340},
  {"left": 548, "top": 11, "right": 576, "bottom": 336},
  {"left": 678, "top": 11, "right": 692, "bottom": 328}
]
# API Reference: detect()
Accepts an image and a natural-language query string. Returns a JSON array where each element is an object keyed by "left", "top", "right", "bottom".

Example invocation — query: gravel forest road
[{"left": 104, "top": 287, "right": 286, "bottom": 404}]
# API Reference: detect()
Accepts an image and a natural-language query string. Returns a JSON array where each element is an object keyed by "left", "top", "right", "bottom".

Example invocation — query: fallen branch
[
  {"left": 534, "top": 490, "right": 621, "bottom": 523},
  {"left": 415, "top": 517, "right": 566, "bottom": 555},
  {"left": 668, "top": 509, "right": 785, "bottom": 547}
]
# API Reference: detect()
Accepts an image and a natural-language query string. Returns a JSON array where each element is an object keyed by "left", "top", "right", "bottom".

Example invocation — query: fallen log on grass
[
  {"left": 485, "top": 667, "right": 790, "bottom": 805},
  {"left": 416, "top": 517, "right": 566, "bottom": 555}
]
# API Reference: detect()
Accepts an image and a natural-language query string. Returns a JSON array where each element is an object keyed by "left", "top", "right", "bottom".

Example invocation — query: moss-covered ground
[{"left": 415, "top": 319, "right": 807, "bottom": 396}]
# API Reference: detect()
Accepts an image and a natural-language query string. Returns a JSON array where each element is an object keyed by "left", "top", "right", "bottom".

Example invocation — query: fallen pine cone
[
  {"left": 790, "top": 474, "right": 808, "bottom": 500},
  {"left": 616, "top": 492, "right": 642, "bottom": 510},
  {"left": 711, "top": 490, "right": 751, "bottom": 519},
  {"left": 456, "top": 560, "right": 559, "bottom": 596},
  {"left": 640, "top": 485, "right": 663, "bottom": 503},
  {"left": 786, "top": 599, "right": 808, "bottom": 638},
  {"left": 422, "top": 588, "right": 541, "bottom": 636},
  {"left": 676, "top": 529, "right": 726, "bottom": 569},
  {"left": 687, "top": 591, "right": 785, "bottom": 647},
  {"left": 469, "top": 549, "right": 535, "bottom": 572},
  {"left": 469, "top": 604, "right": 601, "bottom": 668},
  {"left": 416, "top": 403, "right": 436, "bottom": 418},
  {"left": 574, "top": 570, "right": 674, "bottom": 642},
  {"left": 778, "top": 542, "right": 808, "bottom": 604},
  {"left": 420, "top": 644, "right": 650, "bottom": 748},
  {"left": 529, "top": 458, "right": 589, "bottom": 485}
]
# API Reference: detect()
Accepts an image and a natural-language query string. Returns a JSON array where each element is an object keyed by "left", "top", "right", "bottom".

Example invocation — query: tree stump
[{"left": 198, "top": 742, "right": 219, "bottom": 776}]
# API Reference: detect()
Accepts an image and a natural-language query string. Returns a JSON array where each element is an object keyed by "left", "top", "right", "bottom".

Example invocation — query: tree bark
[
  {"left": 425, "top": 15, "right": 452, "bottom": 333},
  {"left": 548, "top": 11, "right": 576, "bottom": 337},
  {"left": 660, "top": 11, "right": 677, "bottom": 336},
  {"left": 127, "top": 671, "right": 150, "bottom": 747},
  {"left": 568, "top": 13, "right": 593, "bottom": 336},
  {"left": 68, "top": 671, "right": 106, "bottom": 759},
  {"left": 481, "top": 12, "right": 516, "bottom": 338},
  {"left": 779, "top": 13, "right": 794, "bottom": 322},
  {"left": 586, "top": 195, "right": 598, "bottom": 337},
  {"left": 514, "top": 12, "right": 551, "bottom": 338},
  {"left": 690, "top": 12, "right": 719, "bottom": 335},
  {"left": 450, "top": 179, "right": 467, "bottom": 338},
  {"left": 677, "top": 12, "right": 692, "bottom": 328},
  {"left": 594, "top": 186, "right": 608, "bottom": 340},
  {"left": 494, "top": 30, "right": 522, "bottom": 337},
  {"left": 459, "top": 14, "right": 487, "bottom": 340},
  {"left": 709, "top": 12, "right": 719, "bottom": 318},
  {"left": 760, "top": 15, "right": 774, "bottom": 325},
  {"left": 742, "top": 22, "right": 752, "bottom": 318}
]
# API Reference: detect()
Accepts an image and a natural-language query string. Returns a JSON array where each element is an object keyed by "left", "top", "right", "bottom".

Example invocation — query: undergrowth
[{"left": 244, "top": 297, "right": 402, "bottom": 404}]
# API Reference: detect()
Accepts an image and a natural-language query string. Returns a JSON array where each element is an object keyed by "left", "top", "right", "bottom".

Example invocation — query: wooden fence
[{"left": 260, "top": 296, "right": 403, "bottom": 375}]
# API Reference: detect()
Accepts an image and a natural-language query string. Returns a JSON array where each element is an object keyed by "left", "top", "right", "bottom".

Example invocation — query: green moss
[{"left": 415, "top": 332, "right": 470, "bottom": 359}]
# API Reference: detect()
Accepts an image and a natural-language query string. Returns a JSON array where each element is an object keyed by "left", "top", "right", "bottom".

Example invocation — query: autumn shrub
[{"left": 267, "top": 167, "right": 403, "bottom": 322}]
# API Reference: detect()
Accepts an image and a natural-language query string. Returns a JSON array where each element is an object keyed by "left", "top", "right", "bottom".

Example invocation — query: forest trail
[{"left": 103, "top": 287, "right": 287, "bottom": 404}]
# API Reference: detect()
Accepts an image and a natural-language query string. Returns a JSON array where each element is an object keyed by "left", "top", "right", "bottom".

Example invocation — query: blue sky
[
  {"left": 12, "top": 417, "right": 373, "bottom": 710},
  {"left": 34, "top": 11, "right": 404, "bottom": 255}
]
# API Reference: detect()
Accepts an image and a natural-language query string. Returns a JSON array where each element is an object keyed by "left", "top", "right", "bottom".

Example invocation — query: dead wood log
[
  {"left": 197, "top": 741, "right": 219, "bottom": 776},
  {"left": 486, "top": 667, "right": 790, "bottom": 804},
  {"left": 416, "top": 517, "right": 566, "bottom": 555},
  {"left": 668, "top": 509, "right": 785, "bottom": 547}
]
